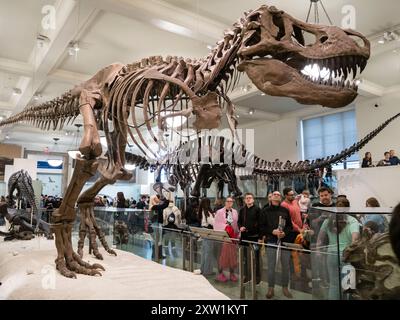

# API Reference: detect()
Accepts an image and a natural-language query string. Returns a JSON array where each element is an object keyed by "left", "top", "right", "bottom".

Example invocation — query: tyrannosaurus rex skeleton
[{"left": 0, "top": 5, "right": 371, "bottom": 278}]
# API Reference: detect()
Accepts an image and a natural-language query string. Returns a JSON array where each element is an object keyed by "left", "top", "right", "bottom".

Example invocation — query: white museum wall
[
  {"left": 336, "top": 166, "right": 400, "bottom": 207},
  {"left": 240, "top": 89, "right": 400, "bottom": 165},
  {"left": 242, "top": 117, "right": 300, "bottom": 162},
  {"left": 4, "top": 158, "right": 37, "bottom": 182},
  {"left": 355, "top": 91, "right": 400, "bottom": 161}
]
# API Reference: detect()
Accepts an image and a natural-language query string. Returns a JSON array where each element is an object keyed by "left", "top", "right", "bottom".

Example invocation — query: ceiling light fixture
[
  {"left": 33, "top": 93, "right": 42, "bottom": 101},
  {"left": 124, "top": 164, "right": 136, "bottom": 171},
  {"left": 47, "top": 137, "right": 63, "bottom": 167},
  {"left": 37, "top": 34, "right": 51, "bottom": 48},
  {"left": 68, "top": 41, "right": 80, "bottom": 56},
  {"left": 248, "top": 108, "right": 255, "bottom": 115},
  {"left": 12, "top": 88, "right": 22, "bottom": 96},
  {"left": 151, "top": 19, "right": 194, "bottom": 38}
]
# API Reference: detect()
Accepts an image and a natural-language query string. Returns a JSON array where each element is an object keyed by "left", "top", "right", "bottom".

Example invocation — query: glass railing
[
  {"left": 308, "top": 206, "right": 398, "bottom": 300},
  {"left": 65, "top": 206, "right": 399, "bottom": 300}
]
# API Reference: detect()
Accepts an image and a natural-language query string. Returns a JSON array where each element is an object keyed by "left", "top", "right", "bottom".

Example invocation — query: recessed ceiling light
[
  {"left": 207, "top": 44, "right": 213, "bottom": 50},
  {"left": 12, "top": 88, "right": 22, "bottom": 95},
  {"left": 248, "top": 108, "right": 255, "bottom": 115},
  {"left": 33, "top": 93, "right": 42, "bottom": 101},
  {"left": 261, "top": 93, "right": 266, "bottom": 96},
  {"left": 378, "top": 38, "right": 385, "bottom": 44},
  {"left": 151, "top": 19, "right": 193, "bottom": 37},
  {"left": 5, "top": 134, "right": 10, "bottom": 140},
  {"left": 68, "top": 41, "right": 80, "bottom": 56}
]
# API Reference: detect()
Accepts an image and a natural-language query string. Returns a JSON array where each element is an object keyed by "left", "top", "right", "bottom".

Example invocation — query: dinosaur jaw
[{"left": 237, "top": 53, "right": 367, "bottom": 108}]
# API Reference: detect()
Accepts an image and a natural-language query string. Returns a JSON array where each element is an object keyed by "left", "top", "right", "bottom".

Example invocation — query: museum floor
[{"left": 0, "top": 234, "right": 228, "bottom": 300}]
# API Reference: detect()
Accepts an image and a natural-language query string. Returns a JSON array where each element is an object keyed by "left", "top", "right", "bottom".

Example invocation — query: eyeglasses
[{"left": 226, "top": 200, "right": 234, "bottom": 202}]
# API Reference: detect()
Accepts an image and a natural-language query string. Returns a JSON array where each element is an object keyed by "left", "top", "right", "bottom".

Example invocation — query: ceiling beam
[
  {"left": 0, "top": 58, "right": 33, "bottom": 77},
  {"left": 95, "top": 0, "right": 228, "bottom": 44},
  {"left": 48, "top": 69, "right": 92, "bottom": 84},
  {"left": 0, "top": 102, "right": 13, "bottom": 110}
]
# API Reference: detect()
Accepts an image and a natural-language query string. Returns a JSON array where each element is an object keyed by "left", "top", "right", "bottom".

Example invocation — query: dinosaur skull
[{"left": 237, "top": 6, "right": 370, "bottom": 108}]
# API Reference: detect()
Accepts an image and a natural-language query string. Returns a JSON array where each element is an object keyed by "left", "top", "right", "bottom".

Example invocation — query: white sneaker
[{"left": 193, "top": 269, "right": 202, "bottom": 275}]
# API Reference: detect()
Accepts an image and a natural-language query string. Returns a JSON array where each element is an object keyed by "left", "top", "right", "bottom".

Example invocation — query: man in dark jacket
[
  {"left": 136, "top": 195, "right": 148, "bottom": 209},
  {"left": 238, "top": 192, "right": 261, "bottom": 284},
  {"left": 260, "top": 191, "right": 293, "bottom": 299}
]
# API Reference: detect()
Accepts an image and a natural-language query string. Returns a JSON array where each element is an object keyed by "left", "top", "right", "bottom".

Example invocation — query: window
[{"left": 302, "top": 110, "right": 358, "bottom": 168}]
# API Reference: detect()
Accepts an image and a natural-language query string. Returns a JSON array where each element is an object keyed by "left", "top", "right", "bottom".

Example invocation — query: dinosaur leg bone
[
  {"left": 51, "top": 158, "right": 103, "bottom": 278},
  {"left": 79, "top": 90, "right": 102, "bottom": 158},
  {"left": 76, "top": 155, "right": 132, "bottom": 260},
  {"left": 76, "top": 170, "right": 122, "bottom": 260}
]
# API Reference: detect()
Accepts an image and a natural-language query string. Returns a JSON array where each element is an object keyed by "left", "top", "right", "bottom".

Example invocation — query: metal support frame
[
  {"left": 239, "top": 245, "right": 245, "bottom": 299},
  {"left": 154, "top": 224, "right": 160, "bottom": 263},
  {"left": 250, "top": 244, "right": 257, "bottom": 300},
  {"left": 189, "top": 236, "right": 194, "bottom": 272},
  {"left": 182, "top": 233, "right": 187, "bottom": 270}
]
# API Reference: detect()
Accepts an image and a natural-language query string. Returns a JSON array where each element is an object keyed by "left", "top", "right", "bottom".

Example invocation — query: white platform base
[{"left": 0, "top": 238, "right": 229, "bottom": 300}]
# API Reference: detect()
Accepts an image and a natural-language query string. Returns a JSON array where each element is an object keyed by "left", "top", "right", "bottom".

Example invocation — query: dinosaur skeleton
[
  {"left": 0, "top": 170, "right": 53, "bottom": 240},
  {"left": 0, "top": 5, "right": 372, "bottom": 278},
  {"left": 343, "top": 232, "right": 400, "bottom": 300}
]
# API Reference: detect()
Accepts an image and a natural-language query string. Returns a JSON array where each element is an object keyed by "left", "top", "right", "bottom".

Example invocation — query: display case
[{"left": 308, "top": 206, "right": 399, "bottom": 300}]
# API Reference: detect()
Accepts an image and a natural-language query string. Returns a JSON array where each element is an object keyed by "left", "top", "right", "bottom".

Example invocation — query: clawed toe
[
  {"left": 107, "top": 249, "right": 117, "bottom": 256},
  {"left": 92, "top": 263, "right": 105, "bottom": 271}
]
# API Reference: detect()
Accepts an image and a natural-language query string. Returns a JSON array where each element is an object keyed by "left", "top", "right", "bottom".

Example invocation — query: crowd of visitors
[{"left": 362, "top": 149, "right": 400, "bottom": 167}]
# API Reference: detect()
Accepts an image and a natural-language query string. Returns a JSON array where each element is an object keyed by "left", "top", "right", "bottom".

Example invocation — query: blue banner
[{"left": 37, "top": 160, "right": 63, "bottom": 169}]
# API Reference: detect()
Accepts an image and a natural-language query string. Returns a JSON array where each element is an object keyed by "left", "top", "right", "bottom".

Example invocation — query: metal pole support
[
  {"left": 189, "top": 235, "right": 194, "bottom": 272},
  {"left": 154, "top": 224, "right": 160, "bottom": 263},
  {"left": 239, "top": 245, "right": 245, "bottom": 299},
  {"left": 182, "top": 234, "right": 187, "bottom": 271},
  {"left": 250, "top": 245, "right": 257, "bottom": 300}
]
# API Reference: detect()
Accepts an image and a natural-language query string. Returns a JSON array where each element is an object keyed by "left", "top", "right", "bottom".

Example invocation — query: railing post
[
  {"left": 250, "top": 244, "right": 257, "bottom": 300},
  {"left": 154, "top": 224, "right": 160, "bottom": 263},
  {"left": 189, "top": 235, "right": 194, "bottom": 272},
  {"left": 239, "top": 244, "right": 245, "bottom": 299},
  {"left": 182, "top": 233, "right": 187, "bottom": 271}
]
